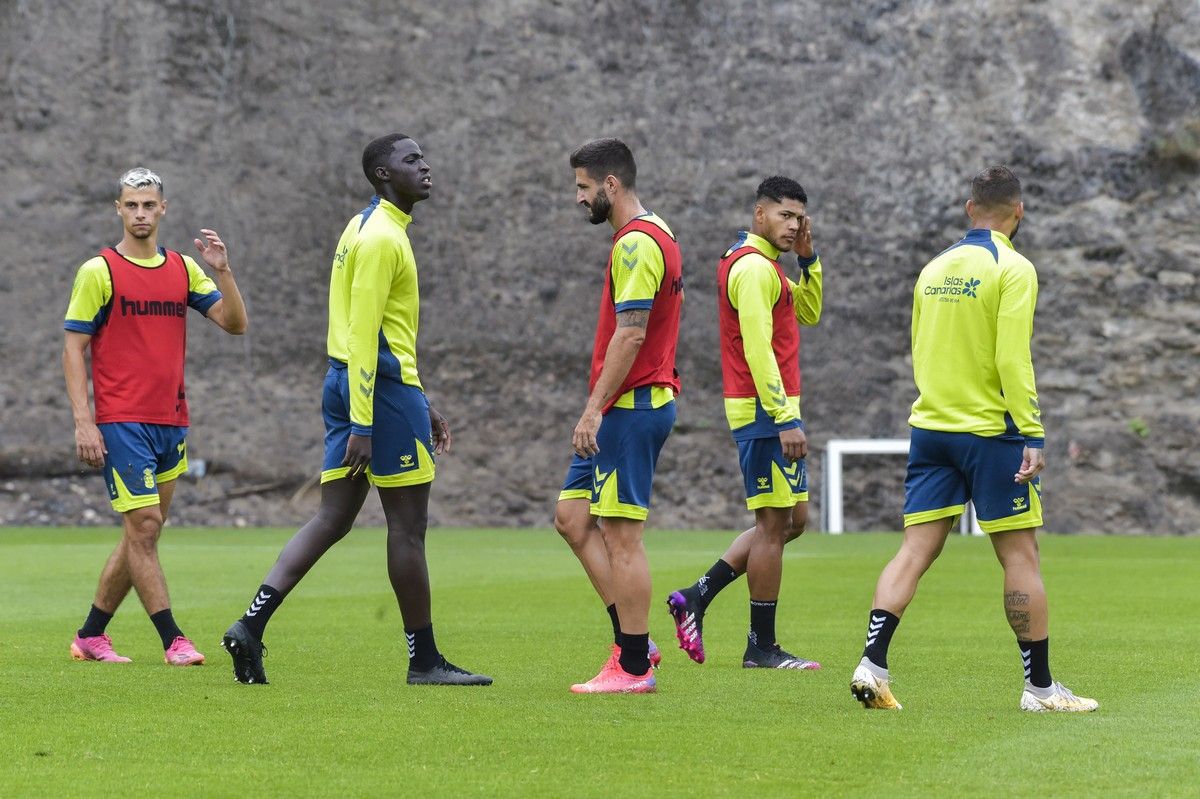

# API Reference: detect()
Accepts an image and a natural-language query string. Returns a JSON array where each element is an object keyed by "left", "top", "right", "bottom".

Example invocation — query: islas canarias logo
[{"left": 924, "top": 276, "right": 981, "bottom": 298}]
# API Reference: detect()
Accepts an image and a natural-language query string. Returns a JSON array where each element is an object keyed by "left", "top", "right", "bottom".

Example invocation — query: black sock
[
  {"left": 240, "top": 584, "right": 285, "bottom": 641},
  {"left": 78, "top": 604, "right": 114, "bottom": 639},
  {"left": 618, "top": 632, "right": 650, "bottom": 676},
  {"left": 691, "top": 559, "right": 738, "bottom": 611},
  {"left": 862, "top": 608, "right": 901, "bottom": 670},
  {"left": 749, "top": 600, "right": 777, "bottom": 649},
  {"left": 406, "top": 624, "right": 439, "bottom": 671},
  {"left": 149, "top": 609, "right": 185, "bottom": 650},
  {"left": 606, "top": 603, "right": 621, "bottom": 646},
  {"left": 1019, "top": 637, "right": 1052, "bottom": 688}
]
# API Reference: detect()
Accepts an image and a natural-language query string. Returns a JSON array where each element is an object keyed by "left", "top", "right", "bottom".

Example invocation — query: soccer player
[
  {"left": 556, "top": 138, "right": 682, "bottom": 694},
  {"left": 666, "top": 177, "right": 823, "bottom": 670},
  {"left": 64, "top": 167, "right": 248, "bottom": 665},
  {"left": 221, "top": 134, "right": 490, "bottom": 687},
  {"left": 849, "top": 166, "right": 1097, "bottom": 712}
]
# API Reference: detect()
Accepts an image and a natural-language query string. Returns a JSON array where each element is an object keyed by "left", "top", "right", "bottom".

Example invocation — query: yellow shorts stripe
[
  {"left": 109, "top": 467, "right": 162, "bottom": 513},
  {"left": 745, "top": 461, "right": 807, "bottom": 510},
  {"left": 747, "top": 491, "right": 809, "bottom": 510},
  {"left": 591, "top": 467, "right": 649, "bottom": 520},
  {"left": 320, "top": 466, "right": 352, "bottom": 484},
  {"left": 903, "top": 504, "right": 966, "bottom": 528},
  {"left": 979, "top": 486, "right": 1043, "bottom": 533},
  {"left": 157, "top": 455, "right": 188, "bottom": 484},
  {"left": 321, "top": 438, "right": 436, "bottom": 488},
  {"left": 558, "top": 489, "right": 592, "bottom": 502}
]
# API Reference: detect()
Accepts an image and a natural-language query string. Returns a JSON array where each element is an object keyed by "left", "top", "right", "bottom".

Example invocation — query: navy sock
[
  {"left": 606, "top": 603, "right": 621, "bottom": 646},
  {"left": 149, "top": 608, "right": 185, "bottom": 649},
  {"left": 241, "top": 584, "right": 284, "bottom": 641},
  {"left": 618, "top": 632, "right": 650, "bottom": 676},
  {"left": 78, "top": 604, "right": 114, "bottom": 639},
  {"left": 749, "top": 600, "right": 777, "bottom": 649},
  {"left": 1019, "top": 637, "right": 1052, "bottom": 688},
  {"left": 406, "top": 624, "right": 439, "bottom": 671},
  {"left": 862, "top": 609, "right": 900, "bottom": 670},
  {"left": 691, "top": 559, "right": 739, "bottom": 611}
]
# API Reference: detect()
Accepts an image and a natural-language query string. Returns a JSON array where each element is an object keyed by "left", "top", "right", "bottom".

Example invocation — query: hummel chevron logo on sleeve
[{"left": 621, "top": 241, "right": 638, "bottom": 269}]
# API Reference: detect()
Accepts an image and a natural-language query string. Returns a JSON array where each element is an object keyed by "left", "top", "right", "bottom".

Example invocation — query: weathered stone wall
[{"left": 2, "top": 0, "right": 1197, "bottom": 533}]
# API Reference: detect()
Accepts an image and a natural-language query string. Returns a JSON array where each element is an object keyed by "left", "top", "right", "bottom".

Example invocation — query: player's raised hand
[
  {"left": 75, "top": 421, "right": 107, "bottom": 468},
  {"left": 1014, "top": 446, "right": 1044, "bottom": 484},
  {"left": 194, "top": 228, "right": 230, "bottom": 273},
  {"left": 792, "top": 215, "right": 814, "bottom": 260},
  {"left": 429, "top": 407, "right": 452, "bottom": 454},
  {"left": 572, "top": 409, "right": 602, "bottom": 458}
]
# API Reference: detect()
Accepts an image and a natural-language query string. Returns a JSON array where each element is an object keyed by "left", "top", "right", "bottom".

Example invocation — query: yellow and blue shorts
[
  {"left": 736, "top": 434, "right": 808, "bottom": 510},
  {"left": 903, "top": 427, "right": 1043, "bottom": 533},
  {"left": 320, "top": 362, "right": 435, "bottom": 488},
  {"left": 558, "top": 402, "right": 676, "bottom": 521},
  {"left": 98, "top": 422, "right": 188, "bottom": 513}
]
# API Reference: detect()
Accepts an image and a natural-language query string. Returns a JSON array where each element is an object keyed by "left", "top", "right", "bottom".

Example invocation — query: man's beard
[
  {"left": 1008, "top": 218, "right": 1020, "bottom": 243},
  {"left": 586, "top": 191, "right": 611, "bottom": 225}
]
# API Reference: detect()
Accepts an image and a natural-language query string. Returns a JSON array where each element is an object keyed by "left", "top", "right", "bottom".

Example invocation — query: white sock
[
  {"left": 859, "top": 656, "right": 889, "bottom": 680},
  {"left": 1024, "top": 680, "right": 1056, "bottom": 698}
]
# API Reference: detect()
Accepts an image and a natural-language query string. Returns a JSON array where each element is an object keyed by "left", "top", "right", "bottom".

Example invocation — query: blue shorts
[
  {"left": 320, "top": 363, "right": 435, "bottom": 488},
  {"left": 904, "top": 427, "right": 1043, "bottom": 533},
  {"left": 737, "top": 435, "right": 808, "bottom": 510},
  {"left": 557, "top": 403, "right": 676, "bottom": 521},
  {"left": 98, "top": 422, "right": 188, "bottom": 512}
]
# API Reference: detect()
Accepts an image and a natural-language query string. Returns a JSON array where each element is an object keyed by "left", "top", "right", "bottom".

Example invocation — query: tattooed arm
[{"left": 571, "top": 309, "right": 649, "bottom": 457}]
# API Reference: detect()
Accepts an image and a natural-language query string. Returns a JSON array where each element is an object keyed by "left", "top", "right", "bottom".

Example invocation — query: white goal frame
[{"left": 821, "top": 438, "right": 982, "bottom": 535}]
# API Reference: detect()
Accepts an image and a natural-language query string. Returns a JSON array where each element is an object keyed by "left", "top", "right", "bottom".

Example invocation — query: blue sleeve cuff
[
  {"left": 64, "top": 320, "right": 97, "bottom": 335},
  {"left": 189, "top": 289, "right": 222, "bottom": 316},
  {"left": 351, "top": 424, "right": 373, "bottom": 437},
  {"left": 797, "top": 251, "right": 819, "bottom": 282},
  {"left": 614, "top": 299, "right": 654, "bottom": 313},
  {"left": 1024, "top": 437, "right": 1044, "bottom": 449},
  {"left": 774, "top": 418, "right": 803, "bottom": 432}
]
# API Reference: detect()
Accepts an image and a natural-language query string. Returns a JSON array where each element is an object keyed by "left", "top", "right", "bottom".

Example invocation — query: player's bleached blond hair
[{"left": 118, "top": 167, "right": 163, "bottom": 195}]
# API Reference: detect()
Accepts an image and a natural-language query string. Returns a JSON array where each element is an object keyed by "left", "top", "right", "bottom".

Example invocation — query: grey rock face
[{"left": 1, "top": 0, "right": 1197, "bottom": 533}]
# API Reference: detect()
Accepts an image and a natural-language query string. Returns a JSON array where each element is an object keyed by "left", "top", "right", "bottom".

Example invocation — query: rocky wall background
[{"left": 1, "top": 0, "right": 1197, "bottom": 533}]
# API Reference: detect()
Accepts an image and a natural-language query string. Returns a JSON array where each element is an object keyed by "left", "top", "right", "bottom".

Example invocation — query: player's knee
[
  {"left": 386, "top": 514, "right": 428, "bottom": 548},
  {"left": 313, "top": 506, "right": 359, "bottom": 540},
  {"left": 996, "top": 540, "right": 1040, "bottom": 572},
  {"left": 786, "top": 505, "right": 809, "bottom": 542},
  {"left": 553, "top": 510, "right": 587, "bottom": 549},
  {"left": 900, "top": 538, "right": 943, "bottom": 569},
  {"left": 600, "top": 523, "right": 642, "bottom": 556},
  {"left": 124, "top": 509, "right": 163, "bottom": 547},
  {"left": 755, "top": 514, "right": 790, "bottom": 544}
]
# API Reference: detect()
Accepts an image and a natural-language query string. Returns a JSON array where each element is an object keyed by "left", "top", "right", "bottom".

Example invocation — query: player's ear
[
  {"left": 964, "top": 198, "right": 975, "bottom": 221},
  {"left": 604, "top": 174, "right": 619, "bottom": 196},
  {"left": 1014, "top": 200, "right": 1024, "bottom": 220}
]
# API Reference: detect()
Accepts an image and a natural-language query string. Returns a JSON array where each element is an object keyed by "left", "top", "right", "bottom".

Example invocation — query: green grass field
[{"left": 1, "top": 528, "right": 1196, "bottom": 797}]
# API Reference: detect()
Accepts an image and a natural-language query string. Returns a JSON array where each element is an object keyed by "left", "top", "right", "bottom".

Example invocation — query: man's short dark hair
[
  {"left": 569, "top": 138, "right": 636, "bottom": 188},
  {"left": 362, "top": 133, "right": 411, "bottom": 186},
  {"left": 756, "top": 175, "right": 807, "bottom": 205},
  {"left": 971, "top": 165, "right": 1021, "bottom": 209}
]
